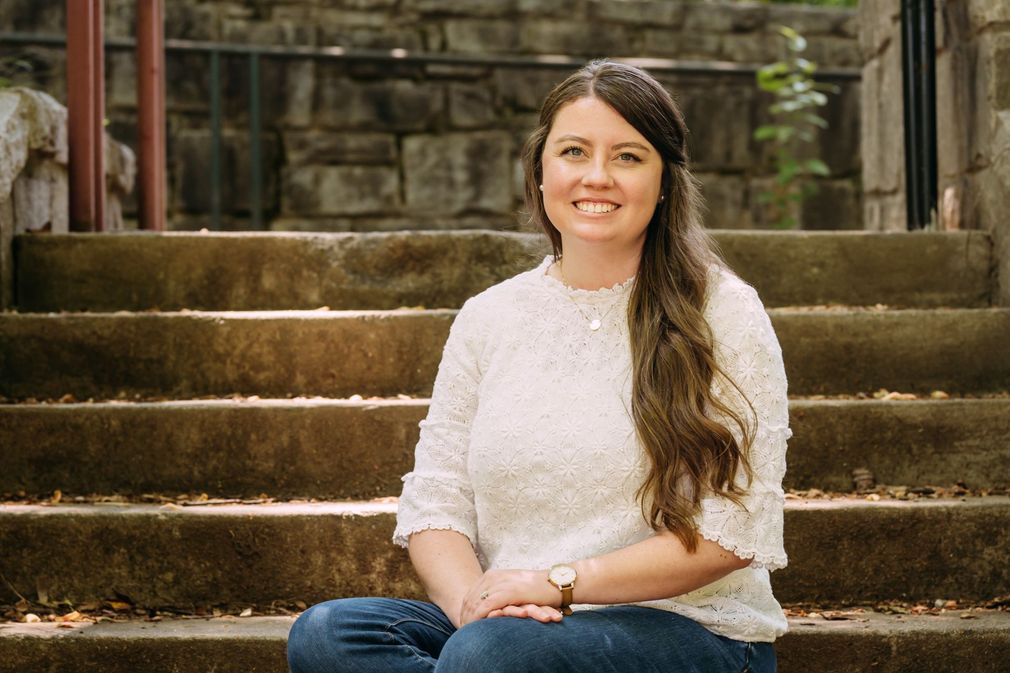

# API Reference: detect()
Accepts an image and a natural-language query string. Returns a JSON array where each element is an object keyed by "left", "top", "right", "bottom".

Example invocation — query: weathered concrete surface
[
  {"left": 772, "top": 308, "right": 1010, "bottom": 395},
  {"left": 13, "top": 230, "right": 993, "bottom": 312},
  {"left": 2, "top": 612, "right": 1010, "bottom": 673},
  {"left": 787, "top": 398, "right": 1010, "bottom": 490},
  {"left": 0, "top": 399, "right": 427, "bottom": 499},
  {"left": 3, "top": 308, "right": 1009, "bottom": 400},
  {"left": 2, "top": 399, "right": 1007, "bottom": 498},
  {"left": 0, "top": 310, "right": 453, "bottom": 400},
  {"left": 0, "top": 499, "right": 1007, "bottom": 608}
]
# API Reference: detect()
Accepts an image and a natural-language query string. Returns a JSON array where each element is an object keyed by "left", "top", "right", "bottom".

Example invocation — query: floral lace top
[{"left": 393, "top": 254, "right": 792, "bottom": 642}]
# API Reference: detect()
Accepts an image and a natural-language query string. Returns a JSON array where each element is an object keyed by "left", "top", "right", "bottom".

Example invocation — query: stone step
[
  {"left": 0, "top": 499, "right": 1007, "bottom": 608},
  {"left": 2, "top": 612, "right": 1010, "bottom": 673},
  {"left": 2, "top": 308, "right": 1009, "bottom": 400},
  {"left": 2, "top": 398, "right": 1007, "bottom": 498},
  {"left": 13, "top": 230, "right": 993, "bottom": 312}
]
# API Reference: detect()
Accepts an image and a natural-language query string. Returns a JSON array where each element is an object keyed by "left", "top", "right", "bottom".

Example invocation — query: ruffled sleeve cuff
[{"left": 392, "top": 472, "right": 478, "bottom": 549}]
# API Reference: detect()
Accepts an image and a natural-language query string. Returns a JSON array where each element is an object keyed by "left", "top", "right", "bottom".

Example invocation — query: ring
[{"left": 479, "top": 591, "right": 489, "bottom": 600}]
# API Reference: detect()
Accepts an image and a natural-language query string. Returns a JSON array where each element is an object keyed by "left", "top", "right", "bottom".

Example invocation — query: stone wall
[
  {"left": 0, "top": 87, "right": 135, "bottom": 309},
  {"left": 860, "top": 0, "right": 1010, "bottom": 305},
  {"left": 1, "top": 0, "right": 861, "bottom": 232}
]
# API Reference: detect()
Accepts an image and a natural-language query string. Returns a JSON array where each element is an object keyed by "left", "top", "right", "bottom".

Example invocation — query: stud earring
[{"left": 539, "top": 184, "right": 544, "bottom": 191}]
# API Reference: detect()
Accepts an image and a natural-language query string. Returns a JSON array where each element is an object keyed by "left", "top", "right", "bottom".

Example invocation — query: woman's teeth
[{"left": 574, "top": 201, "right": 618, "bottom": 213}]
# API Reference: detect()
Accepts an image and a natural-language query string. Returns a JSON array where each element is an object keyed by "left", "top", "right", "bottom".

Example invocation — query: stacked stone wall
[
  {"left": 860, "top": 0, "right": 1010, "bottom": 305},
  {"left": 0, "top": 87, "right": 135, "bottom": 309},
  {"left": 1, "top": 0, "right": 860, "bottom": 231}
]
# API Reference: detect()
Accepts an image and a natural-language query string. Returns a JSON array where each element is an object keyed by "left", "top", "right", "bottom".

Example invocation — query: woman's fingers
[{"left": 485, "top": 604, "right": 563, "bottom": 622}]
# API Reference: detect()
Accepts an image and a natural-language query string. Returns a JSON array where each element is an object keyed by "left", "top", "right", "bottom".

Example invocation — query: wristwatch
[{"left": 547, "top": 563, "right": 578, "bottom": 616}]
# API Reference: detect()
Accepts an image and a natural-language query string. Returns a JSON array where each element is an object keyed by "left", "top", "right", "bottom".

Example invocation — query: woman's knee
[
  {"left": 287, "top": 598, "right": 373, "bottom": 672},
  {"left": 436, "top": 618, "right": 543, "bottom": 673}
]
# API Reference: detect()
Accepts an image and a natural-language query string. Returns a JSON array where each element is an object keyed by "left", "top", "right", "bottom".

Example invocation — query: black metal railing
[
  {"left": 900, "top": 0, "right": 938, "bottom": 231},
  {"left": 0, "top": 32, "right": 861, "bottom": 231}
]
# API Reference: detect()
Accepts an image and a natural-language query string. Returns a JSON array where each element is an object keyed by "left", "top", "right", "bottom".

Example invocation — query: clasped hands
[{"left": 458, "top": 568, "right": 565, "bottom": 627}]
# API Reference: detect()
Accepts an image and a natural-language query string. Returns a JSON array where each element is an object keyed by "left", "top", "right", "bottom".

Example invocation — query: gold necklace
[{"left": 559, "top": 258, "right": 624, "bottom": 331}]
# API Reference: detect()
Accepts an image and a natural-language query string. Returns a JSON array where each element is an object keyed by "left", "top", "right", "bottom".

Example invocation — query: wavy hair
[{"left": 521, "top": 60, "right": 756, "bottom": 552}]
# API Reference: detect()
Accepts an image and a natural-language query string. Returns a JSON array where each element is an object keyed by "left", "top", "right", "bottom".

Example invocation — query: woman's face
[{"left": 540, "top": 96, "right": 664, "bottom": 251}]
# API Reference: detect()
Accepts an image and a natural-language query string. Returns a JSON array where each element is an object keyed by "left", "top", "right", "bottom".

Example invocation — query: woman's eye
[
  {"left": 562, "top": 146, "right": 585, "bottom": 157},
  {"left": 618, "top": 152, "right": 641, "bottom": 162}
]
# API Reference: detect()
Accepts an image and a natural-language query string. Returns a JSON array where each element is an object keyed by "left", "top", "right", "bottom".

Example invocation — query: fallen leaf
[
  {"left": 239, "top": 608, "right": 253, "bottom": 617},
  {"left": 24, "top": 614, "right": 40, "bottom": 623}
]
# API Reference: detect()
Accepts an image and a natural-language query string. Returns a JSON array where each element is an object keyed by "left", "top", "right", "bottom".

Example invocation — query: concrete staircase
[{"left": 1, "top": 230, "right": 1009, "bottom": 672}]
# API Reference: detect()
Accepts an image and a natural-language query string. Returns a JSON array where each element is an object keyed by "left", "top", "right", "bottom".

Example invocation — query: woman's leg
[
  {"left": 434, "top": 605, "right": 773, "bottom": 673},
  {"left": 287, "top": 597, "right": 455, "bottom": 673}
]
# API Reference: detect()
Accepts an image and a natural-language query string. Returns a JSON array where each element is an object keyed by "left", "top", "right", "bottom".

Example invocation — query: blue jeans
[{"left": 287, "top": 598, "right": 776, "bottom": 673}]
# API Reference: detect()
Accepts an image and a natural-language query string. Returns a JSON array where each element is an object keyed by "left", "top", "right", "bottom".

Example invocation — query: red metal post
[
  {"left": 136, "top": 0, "right": 166, "bottom": 230},
  {"left": 66, "top": 0, "right": 106, "bottom": 231}
]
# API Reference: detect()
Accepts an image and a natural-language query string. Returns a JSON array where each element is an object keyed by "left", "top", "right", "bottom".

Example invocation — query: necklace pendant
[{"left": 589, "top": 319, "right": 602, "bottom": 331}]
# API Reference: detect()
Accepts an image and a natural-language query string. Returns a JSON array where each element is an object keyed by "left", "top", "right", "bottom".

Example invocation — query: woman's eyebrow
[{"left": 553, "top": 135, "right": 651, "bottom": 152}]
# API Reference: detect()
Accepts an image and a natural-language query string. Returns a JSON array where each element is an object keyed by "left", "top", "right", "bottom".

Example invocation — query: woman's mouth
[{"left": 573, "top": 201, "right": 619, "bottom": 214}]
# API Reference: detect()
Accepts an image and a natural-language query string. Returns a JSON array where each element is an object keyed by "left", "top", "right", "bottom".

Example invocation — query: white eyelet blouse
[{"left": 393, "top": 254, "right": 793, "bottom": 643}]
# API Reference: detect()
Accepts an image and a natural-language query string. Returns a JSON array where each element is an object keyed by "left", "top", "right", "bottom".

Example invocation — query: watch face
[{"left": 549, "top": 564, "right": 577, "bottom": 586}]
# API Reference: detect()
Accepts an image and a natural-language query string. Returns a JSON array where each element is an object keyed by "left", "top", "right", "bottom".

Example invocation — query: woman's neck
[{"left": 552, "top": 244, "right": 642, "bottom": 291}]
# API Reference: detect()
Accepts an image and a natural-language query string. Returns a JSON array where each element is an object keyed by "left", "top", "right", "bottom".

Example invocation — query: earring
[
  {"left": 539, "top": 184, "right": 544, "bottom": 191},
  {"left": 659, "top": 195, "right": 665, "bottom": 202}
]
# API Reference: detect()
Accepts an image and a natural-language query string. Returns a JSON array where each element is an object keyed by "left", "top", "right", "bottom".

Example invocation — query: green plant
[
  {"left": 0, "top": 55, "right": 33, "bottom": 90},
  {"left": 753, "top": 26, "right": 840, "bottom": 229}
]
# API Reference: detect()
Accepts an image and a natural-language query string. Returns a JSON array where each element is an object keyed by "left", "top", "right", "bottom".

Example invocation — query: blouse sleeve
[
  {"left": 696, "top": 277, "right": 792, "bottom": 571},
  {"left": 392, "top": 298, "right": 483, "bottom": 549}
]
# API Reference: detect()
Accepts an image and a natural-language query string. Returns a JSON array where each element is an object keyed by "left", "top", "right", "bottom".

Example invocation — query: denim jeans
[{"left": 287, "top": 597, "right": 776, "bottom": 673}]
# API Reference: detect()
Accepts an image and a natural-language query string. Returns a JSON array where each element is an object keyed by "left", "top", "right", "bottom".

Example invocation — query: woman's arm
[
  {"left": 472, "top": 531, "right": 750, "bottom": 615},
  {"left": 408, "top": 529, "right": 484, "bottom": 628}
]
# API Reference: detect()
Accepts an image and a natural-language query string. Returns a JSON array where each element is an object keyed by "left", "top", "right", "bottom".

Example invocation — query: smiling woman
[{"left": 287, "top": 60, "right": 791, "bottom": 673}]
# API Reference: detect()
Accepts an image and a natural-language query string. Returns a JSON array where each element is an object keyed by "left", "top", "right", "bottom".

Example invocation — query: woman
[{"left": 288, "top": 59, "right": 791, "bottom": 673}]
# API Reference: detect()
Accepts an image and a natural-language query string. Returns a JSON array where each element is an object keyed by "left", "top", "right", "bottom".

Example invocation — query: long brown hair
[{"left": 521, "top": 60, "right": 756, "bottom": 552}]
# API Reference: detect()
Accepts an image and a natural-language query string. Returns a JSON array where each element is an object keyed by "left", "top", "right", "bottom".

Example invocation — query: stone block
[
  {"left": 696, "top": 173, "right": 749, "bottom": 229},
  {"left": 587, "top": 0, "right": 684, "bottom": 27},
  {"left": 990, "top": 35, "right": 1010, "bottom": 110},
  {"left": 318, "top": 26, "right": 424, "bottom": 50},
  {"left": 282, "top": 60, "right": 315, "bottom": 128},
  {"left": 282, "top": 165, "right": 400, "bottom": 216},
  {"left": 448, "top": 83, "right": 498, "bottom": 129},
  {"left": 968, "top": 0, "right": 1010, "bottom": 27},
  {"left": 858, "top": 0, "right": 900, "bottom": 62},
  {"left": 683, "top": 4, "right": 734, "bottom": 33},
  {"left": 805, "top": 35, "right": 863, "bottom": 68},
  {"left": 173, "top": 130, "right": 280, "bottom": 216},
  {"left": 644, "top": 30, "right": 722, "bottom": 59},
  {"left": 862, "top": 192, "right": 906, "bottom": 232},
  {"left": 444, "top": 19, "right": 520, "bottom": 53},
  {"left": 800, "top": 179, "right": 862, "bottom": 230},
  {"left": 721, "top": 33, "right": 781, "bottom": 63},
  {"left": 221, "top": 19, "right": 315, "bottom": 45},
  {"left": 519, "top": 19, "right": 636, "bottom": 56},
  {"left": 681, "top": 85, "right": 755, "bottom": 172},
  {"left": 402, "top": 132, "right": 512, "bottom": 215},
  {"left": 517, "top": 0, "right": 587, "bottom": 17},
  {"left": 0, "top": 0, "right": 64, "bottom": 32},
  {"left": 315, "top": 78, "right": 443, "bottom": 132},
  {"left": 494, "top": 69, "right": 567, "bottom": 111},
  {"left": 283, "top": 132, "right": 397, "bottom": 167},
  {"left": 767, "top": 5, "right": 853, "bottom": 36},
  {"left": 860, "top": 45, "right": 904, "bottom": 194},
  {"left": 402, "top": 0, "right": 515, "bottom": 16}
]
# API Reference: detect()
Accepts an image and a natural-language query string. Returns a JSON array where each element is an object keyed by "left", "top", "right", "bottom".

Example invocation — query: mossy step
[
  {"left": 2, "top": 308, "right": 1009, "bottom": 399},
  {"left": 2, "top": 612, "right": 1010, "bottom": 673},
  {"left": 13, "top": 230, "right": 993, "bottom": 312},
  {"left": 0, "top": 499, "right": 1007, "bottom": 608},
  {"left": 2, "top": 398, "right": 1007, "bottom": 498}
]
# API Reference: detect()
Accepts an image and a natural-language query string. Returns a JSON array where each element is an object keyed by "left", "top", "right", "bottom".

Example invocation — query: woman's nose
[{"left": 581, "top": 160, "right": 614, "bottom": 188}]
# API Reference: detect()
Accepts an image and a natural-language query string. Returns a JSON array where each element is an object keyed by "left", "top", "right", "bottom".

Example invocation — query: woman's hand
[{"left": 458, "top": 569, "right": 561, "bottom": 626}]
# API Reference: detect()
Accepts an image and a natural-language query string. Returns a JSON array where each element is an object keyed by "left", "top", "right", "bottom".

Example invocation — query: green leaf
[{"left": 804, "top": 159, "right": 831, "bottom": 176}]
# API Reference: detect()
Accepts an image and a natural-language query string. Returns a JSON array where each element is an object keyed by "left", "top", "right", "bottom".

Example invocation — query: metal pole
[
  {"left": 137, "top": 0, "right": 167, "bottom": 231},
  {"left": 66, "top": 0, "right": 106, "bottom": 231},
  {"left": 249, "top": 52, "right": 263, "bottom": 230},
  {"left": 901, "top": 0, "right": 938, "bottom": 230}
]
